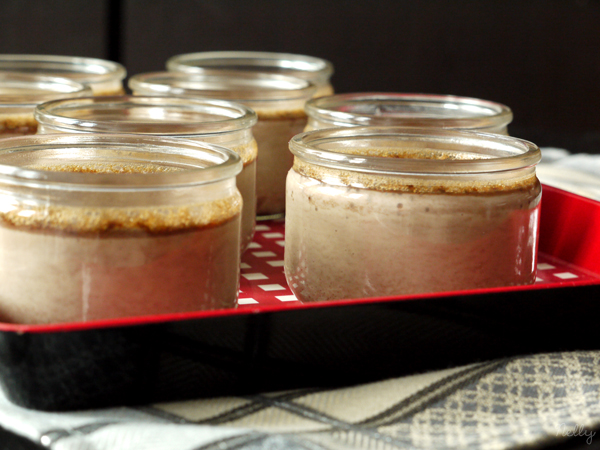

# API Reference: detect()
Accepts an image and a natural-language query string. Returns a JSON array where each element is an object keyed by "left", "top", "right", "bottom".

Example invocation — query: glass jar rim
[
  {"left": 305, "top": 93, "right": 513, "bottom": 130},
  {"left": 0, "top": 133, "right": 242, "bottom": 190},
  {"left": 35, "top": 95, "right": 258, "bottom": 136},
  {"left": 129, "top": 71, "right": 316, "bottom": 102},
  {"left": 0, "top": 73, "right": 91, "bottom": 107},
  {"left": 289, "top": 126, "right": 541, "bottom": 175},
  {"left": 0, "top": 54, "right": 126, "bottom": 85},
  {"left": 166, "top": 51, "right": 334, "bottom": 83}
]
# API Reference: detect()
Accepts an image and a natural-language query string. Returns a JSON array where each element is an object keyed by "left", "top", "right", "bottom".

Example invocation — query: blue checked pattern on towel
[{"left": 1, "top": 351, "right": 599, "bottom": 449}]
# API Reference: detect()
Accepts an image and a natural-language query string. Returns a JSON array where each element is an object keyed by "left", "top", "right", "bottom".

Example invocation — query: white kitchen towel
[
  {"left": 1, "top": 350, "right": 600, "bottom": 449},
  {"left": 537, "top": 148, "right": 600, "bottom": 201}
]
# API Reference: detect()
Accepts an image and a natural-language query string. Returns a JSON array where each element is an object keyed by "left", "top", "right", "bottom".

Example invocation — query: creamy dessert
[
  {"left": 285, "top": 127, "right": 542, "bottom": 302},
  {"left": 35, "top": 96, "right": 258, "bottom": 250},
  {"left": 236, "top": 153, "right": 257, "bottom": 246},
  {"left": 128, "top": 72, "right": 315, "bottom": 217},
  {"left": 252, "top": 108, "right": 308, "bottom": 216},
  {"left": 0, "top": 135, "right": 242, "bottom": 324}
]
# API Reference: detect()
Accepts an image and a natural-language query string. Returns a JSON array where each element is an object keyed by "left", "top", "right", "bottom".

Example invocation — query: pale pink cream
[
  {"left": 285, "top": 166, "right": 541, "bottom": 302},
  {"left": 252, "top": 110, "right": 307, "bottom": 216},
  {"left": 0, "top": 163, "right": 242, "bottom": 324}
]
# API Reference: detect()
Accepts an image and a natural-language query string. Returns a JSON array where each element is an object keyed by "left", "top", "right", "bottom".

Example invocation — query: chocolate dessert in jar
[
  {"left": 0, "top": 134, "right": 242, "bottom": 324},
  {"left": 0, "top": 73, "right": 90, "bottom": 137},
  {"left": 167, "top": 51, "right": 334, "bottom": 97},
  {"left": 305, "top": 93, "right": 512, "bottom": 134},
  {"left": 285, "top": 127, "right": 542, "bottom": 302},
  {"left": 0, "top": 54, "right": 126, "bottom": 95},
  {"left": 35, "top": 95, "right": 258, "bottom": 251},
  {"left": 129, "top": 71, "right": 315, "bottom": 217}
]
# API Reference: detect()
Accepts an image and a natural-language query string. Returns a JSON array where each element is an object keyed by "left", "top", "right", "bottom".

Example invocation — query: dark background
[{"left": 2, "top": 0, "right": 599, "bottom": 153}]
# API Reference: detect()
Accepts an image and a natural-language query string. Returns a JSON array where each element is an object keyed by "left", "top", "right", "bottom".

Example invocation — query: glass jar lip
[
  {"left": 129, "top": 71, "right": 316, "bottom": 102},
  {"left": 0, "top": 133, "right": 242, "bottom": 190},
  {"left": 0, "top": 73, "right": 91, "bottom": 107},
  {"left": 35, "top": 95, "right": 258, "bottom": 136},
  {"left": 166, "top": 51, "right": 334, "bottom": 84},
  {"left": 305, "top": 93, "right": 513, "bottom": 130},
  {"left": 0, "top": 54, "right": 127, "bottom": 86},
  {"left": 289, "top": 126, "right": 541, "bottom": 175}
]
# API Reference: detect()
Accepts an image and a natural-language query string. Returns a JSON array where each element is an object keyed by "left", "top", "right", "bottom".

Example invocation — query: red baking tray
[{"left": 0, "top": 184, "right": 598, "bottom": 411}]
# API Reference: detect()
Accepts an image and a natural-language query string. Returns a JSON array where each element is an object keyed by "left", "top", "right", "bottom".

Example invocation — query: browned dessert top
[
  {"left": 0, "top": 114, "right": 38, "bottom": 135},
  {"left": 29, "top": 162, "right": 181, "bottom": 174},
  {"left": 293, "top": 146, "right": 539, "bottom": 195},
  {"left": 0, "top": 162, "right": 242, "bottom": 235}
]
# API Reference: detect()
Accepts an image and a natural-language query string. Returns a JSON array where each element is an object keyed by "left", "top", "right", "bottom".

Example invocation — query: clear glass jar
[
  {"left": 305, "top": 93, "right": 513, "bottom": 134},
  {"left": 0, "top": 133, "right": 242, "bottom": 324},
  {"left": 286, "top": 127, "right": 542, "bottom": 302},
  {"left": 35, "top": 95, "right": 258, "bottom": 251},
  {"left": 0, "top": 54, "right": 126, "bottom": 95},
  {"left": 166, "top": 51, "right": 334, "bottom": 97},
  {"left": 0, "top": 73, "right": 90, "bottom": 137},
  {"left": 129, "top": 71, "right": 316, "bottom": 217}
]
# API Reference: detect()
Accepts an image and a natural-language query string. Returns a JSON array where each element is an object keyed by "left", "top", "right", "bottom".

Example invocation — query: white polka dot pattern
[
  {"left": 239, "top": 220, "right": 298, "bottom": 307},
  {"left": 535, "top": 257, "right": 599, "bottom": 284},
  {"left": 238, "top": 220, "right": 600, "bottom": 308}
]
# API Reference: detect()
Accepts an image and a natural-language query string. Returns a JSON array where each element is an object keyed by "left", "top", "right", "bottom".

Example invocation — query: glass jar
[
  {"left": 167, "top": 51, "right": 334, "bottom": 97},
  {"left": 305, "top": 93, "right": 513, "bottom": 134},
  {"left": 0, "top": 133, "right": 242, "bottom": 324},
  {"left": 286, "top": 127, "right": 542, "bottom": 302},
  {"left": 35, "top": 95, "right": 258, "bottom": 251},
  {"left": 129, "top": 71, "right": 316, "bottom": 217},
  {"left": 0, "top": 54, "right": 126, "bottom": 95},
  {"left": 0, "top": 73, "right": 90, "bottom": 137}
]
